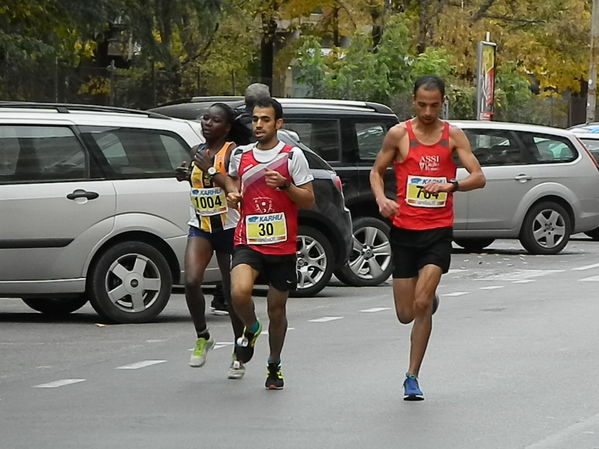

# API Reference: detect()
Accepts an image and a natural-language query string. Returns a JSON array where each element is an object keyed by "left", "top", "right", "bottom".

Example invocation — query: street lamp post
[{"left": 587, "top": 0, "right": 599, "bottom": 123}]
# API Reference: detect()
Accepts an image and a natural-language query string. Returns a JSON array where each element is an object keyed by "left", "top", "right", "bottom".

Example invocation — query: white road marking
[
  {"left": 513, "top": 280, "right": 535, "bottom": 284},
  {"left": 524, "top": 410, "right": 599, "bottom": 448},
  {"left": 443, "top": 292, "right": 469, "bottom": 297},
  {"left": 580, "top": 275, "right": 599, "bottom": 282},
  {"left": 145, "top": 339, "right": 166, "bottom": 343},
  {"left": 309, "top": 316, "right": 343, "bottom": 323},
  {"left": 214, "top": 342, "right": 233, "bottom": 350},
  {"left": 480, "top": 269, "right": 563, "bottom": 281},
  {"left": 116, "top": 360, "right": 166, "bottom": 370},
  {"left": 260, "top": 327, "right": 294, "bottom": 336},
  {"left": 447, "top": 269, "right": 468, "bottom": 274},
  {"left": 33, "top": 379, "right": 86, "bottom": 388},
  {"left": 360, "top": 307, "right": 391, "bottom": 313},
  {"left": 480, "top": 286, "right": 505, "bottom": 290},
  {"left": 571, "top": 262, "right": 599, "bottom": 271}
]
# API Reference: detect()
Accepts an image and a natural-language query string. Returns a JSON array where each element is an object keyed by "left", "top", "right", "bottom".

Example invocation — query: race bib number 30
[
  {"left": 246, "top": 213, "right": 287, "bottom": 244},
  {"left": 191, "top": 188, "right": 227, "bottom": 216},
  {"left": 405, "top": 175, "right": 448, "bottom": 208}
]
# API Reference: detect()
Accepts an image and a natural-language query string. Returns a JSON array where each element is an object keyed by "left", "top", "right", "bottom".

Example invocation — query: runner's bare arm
[
  {"left": 370, "top": 125, "right": 404, "bottom": 217},
  {"left": 208, "top": 143, "right": 236, "bottom": 190},
  {"left": 225, "top": 175, "right": 242, "bottom": 207},
  {"left": 450, "top": 126, "right": 486, "bottom": 192},
  {"left": 264, "top": 168, "right": 315, "bottom": 209},
  {"left": 286, "top": 181, "right": 314, "bottom": 209}
]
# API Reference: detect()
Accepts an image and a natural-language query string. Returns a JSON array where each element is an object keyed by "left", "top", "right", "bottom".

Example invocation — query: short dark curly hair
[{"left": 253, "top": 97, "right": 283, "bottom": 120}]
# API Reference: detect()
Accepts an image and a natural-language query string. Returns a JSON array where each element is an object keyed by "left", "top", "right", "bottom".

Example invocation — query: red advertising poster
[{"left": 476, "top": 41, "right": 496, "bottom": 121}]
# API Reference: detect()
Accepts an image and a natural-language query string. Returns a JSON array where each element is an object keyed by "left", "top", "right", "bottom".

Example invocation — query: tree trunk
[{"left": 260, "top": 9, "right": 277, "bottom": 90}]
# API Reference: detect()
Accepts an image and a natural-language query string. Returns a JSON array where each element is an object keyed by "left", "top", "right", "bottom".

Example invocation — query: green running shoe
[
  {"left": 265, "top": 362, "right": 284, "bottom": 390},
  {"left": 189, "top": 337, "right": 214, "bottom": 367},
  {"left": 235, "top": 320, "right": 261, "bottom": 363}
]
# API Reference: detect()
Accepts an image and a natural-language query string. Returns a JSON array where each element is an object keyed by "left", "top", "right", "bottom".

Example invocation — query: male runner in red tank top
[
  {"left": 225, "top": 97, "right": 314, "bottom": 390},
  {"left": 370, "top": 75, "right": 485, "bottom": 400}
]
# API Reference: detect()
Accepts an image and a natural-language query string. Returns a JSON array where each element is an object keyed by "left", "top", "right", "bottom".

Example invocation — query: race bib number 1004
[
  {"left": 191, "top": 188, "right": 227, "bottom": 216},
  {"left": 405, "top": 175, "right": 448, "bottom": 208},
  {"left": 245, "top": 213, "right": 287, "bottom": 244}
]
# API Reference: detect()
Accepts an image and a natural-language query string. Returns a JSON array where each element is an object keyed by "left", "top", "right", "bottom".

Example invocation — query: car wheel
[
  {"left": 519, "top": 201, "right": 571, "bottom": 255},
  {"left": 334, "top": 217, "right": 393, "bottom": 286},
  {"left": 584, "top": 227, "right": 599, "bottom": 240},
  {"left": 453, "top": 238, "right": 495, "bottom": 252},
  {"left": 21, "top": 296, "right": 88, "bottom": 316},
  {"left": 292, "top": 226, "right": 334, "bottom": 297},
  {"left": 88, "top": 241, "right": 172, "bottom": 323}
]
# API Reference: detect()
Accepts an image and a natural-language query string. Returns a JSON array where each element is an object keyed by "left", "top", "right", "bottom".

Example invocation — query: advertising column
[{"left": 476, "top": 40, "right": 497, "bottom": 121}]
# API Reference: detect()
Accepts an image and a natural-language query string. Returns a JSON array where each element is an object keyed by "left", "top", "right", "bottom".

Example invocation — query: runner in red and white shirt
[
  {"left": 370, "top": 75, "right": 485, "bottom": 400},
  {"left": 225, "top": 97, "right": 314, "bottom": 390}
]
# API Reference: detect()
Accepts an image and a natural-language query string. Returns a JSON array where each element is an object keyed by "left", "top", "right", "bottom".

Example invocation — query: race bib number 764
[{"left": 405, "top": 175, "right": 448, "bottom": 208}]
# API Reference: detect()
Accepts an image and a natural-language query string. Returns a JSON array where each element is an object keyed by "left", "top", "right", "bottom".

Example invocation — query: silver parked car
[
  {"left": 567, "top": 128, "right": 599, "bottom": 240},
  {"left": 0, "top": 103, "right": 206, "bottom": 323},
  {"left": 452, "top": 121, "right": 599, "bottom": 254}
]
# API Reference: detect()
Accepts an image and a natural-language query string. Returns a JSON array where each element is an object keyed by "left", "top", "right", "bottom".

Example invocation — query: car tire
[
  {"left": 454, "top": 238, "right": 495, "bottom": 252},
  {"left": 292, "top": 226, "right": 334, "bottom": 297},
  {"left": 334, "top": 217, "right": 393, "bottom": 286},
  {"left": 584, "top": 227, "right": 599, "bottom": 240},
  {"left": 88, "top": 241, "right": 172, "bottom": 323},
  {"left": 21, "top": 296, "right": 88, "bottom": 316},
  {"left": 519, "top": 201, "right": 572, "bottom": 255}
]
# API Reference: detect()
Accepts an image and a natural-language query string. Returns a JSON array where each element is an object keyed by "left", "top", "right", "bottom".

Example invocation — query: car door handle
[
  {"left": 67, "top": 189, "right": 99, "bottom": 200},
  {"left": 514, "top": 174, "right": 532, "bottom": 182}
]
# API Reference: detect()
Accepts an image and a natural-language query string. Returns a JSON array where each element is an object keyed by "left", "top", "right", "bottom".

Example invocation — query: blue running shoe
[
  {"left": 403, "top": 374, "right": 424, "bottom": 401},
  {"left": 235, "top": 320, "right": 262, "bottom": 363}
]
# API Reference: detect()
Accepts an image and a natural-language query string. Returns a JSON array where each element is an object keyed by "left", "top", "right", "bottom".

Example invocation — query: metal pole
[{"left": 586, "top": 0, "right": 599, "bottom": 123}]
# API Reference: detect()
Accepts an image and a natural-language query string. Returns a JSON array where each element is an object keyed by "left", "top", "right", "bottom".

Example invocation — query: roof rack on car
[
  {"left": 0, "top": 101, "right": 169, "bottom": 119},
  {"left": 275, "top": 98, "right": 394, "bottom": 114}
]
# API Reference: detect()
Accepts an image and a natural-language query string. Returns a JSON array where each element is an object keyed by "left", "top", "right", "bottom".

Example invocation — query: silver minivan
[
  {"left": 0, "top": 104, "right": 205, "bottom": 323},
  {"left": 452, "top": 121, "right": 599, "bottom": 254}
]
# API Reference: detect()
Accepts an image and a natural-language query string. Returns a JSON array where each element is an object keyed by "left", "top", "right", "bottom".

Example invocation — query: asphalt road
[{"left": 1, "top": 236, "right": 599, "bottom": 449}]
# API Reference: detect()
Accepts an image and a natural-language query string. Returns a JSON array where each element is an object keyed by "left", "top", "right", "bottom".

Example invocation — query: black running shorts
[
  {"left": 390, "top": 227, "right": 453, "bottom": 278},
  {"left": 232, "top": 245, "right": 298, "bottom": 292}
]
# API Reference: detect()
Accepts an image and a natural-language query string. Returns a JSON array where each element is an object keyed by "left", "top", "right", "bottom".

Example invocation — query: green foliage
[
  {"left": 494, "top": 62, "right": 533, "bottom": 122},
  {"left": 294, "top": 36, "right": 327, "bottom": 97},
  {"left": 293, "top": 12, "right": 413, "bottom": 102},
  {"left": 411, "top": 48, "right": 452, "bottom": 81},
  {"left": 446, "top": 85, "right": 476, "bottom": 120}
]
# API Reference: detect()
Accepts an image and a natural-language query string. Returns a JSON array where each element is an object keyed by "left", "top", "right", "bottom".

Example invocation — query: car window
[
  {"left": 580, "top": 138, "right": 599, "bottom": 163},
  {"left": 80, "top": 126, "right": 190, "bottom": 178},
  {"left": 355, "top": 122, "right": 386, "bottom": 160},
  {"left": 463, "top": 129, "right": 524, "bottom": 166},
  {"left": 283, "top": 119, "right": 340, "bottom": 161},
  {"left": 520, "top": 133, "right": 577, "bottom": 163},
  {"left": 0, "top": 125, "right": 86, "bottom": 183}
]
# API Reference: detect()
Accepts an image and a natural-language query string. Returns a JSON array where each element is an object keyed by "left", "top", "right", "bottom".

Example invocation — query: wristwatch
[
  {"left": 280, "top": 179, "right": 291, "bottom": 190},
  {"left": 206, "top": 166, "right": 217, "bottom": 178},
  {"left": 449, "top": 179, "right": 459, "bottom": 192}
]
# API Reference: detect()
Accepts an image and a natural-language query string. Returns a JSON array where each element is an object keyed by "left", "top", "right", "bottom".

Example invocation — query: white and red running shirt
[{"left": 228, "top": 141, "right": 313, "bottom": 255}]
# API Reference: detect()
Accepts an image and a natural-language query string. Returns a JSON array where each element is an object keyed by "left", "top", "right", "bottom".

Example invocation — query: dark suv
[{"left": 151, "top": 98, "right": 399, "bottom": 287}]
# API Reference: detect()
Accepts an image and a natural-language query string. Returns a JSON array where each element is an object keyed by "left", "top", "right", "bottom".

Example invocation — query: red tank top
[
  {"left": 392, "top": 120, "right": 456, "bottom": 230},
  {"left": 234, "top": 144, "right": 298, "bottom": 255}
]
